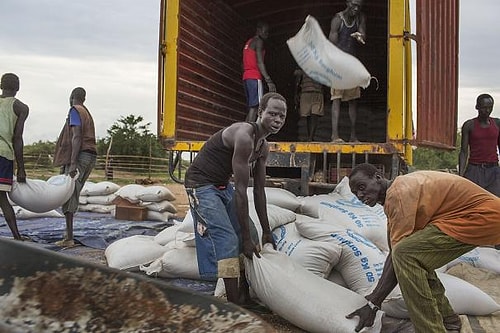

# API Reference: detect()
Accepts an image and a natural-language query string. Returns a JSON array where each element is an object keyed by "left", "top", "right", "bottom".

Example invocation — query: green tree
[
  {"left": 97, "top": 114, "right": 166, "bottom": 157},
  {"left": 412, "top": 132, "right": 461, "bottom": 171},
  {"left": 23, "top": 140, "right": 56, "bottom": 167}
]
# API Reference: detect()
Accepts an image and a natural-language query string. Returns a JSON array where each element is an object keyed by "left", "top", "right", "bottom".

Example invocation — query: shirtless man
[
  {"left": 184, "top": 92, "right": 286, "bottom": 307},
  {"left": 329, "top": 0, "right": 366, "bottom": 142}
]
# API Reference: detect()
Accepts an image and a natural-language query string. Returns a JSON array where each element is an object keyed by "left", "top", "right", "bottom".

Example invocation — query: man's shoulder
[
  {"left": 461, "top": 118, "right": 475, "bottom": 129},
  {"left": 13, "top": 98, "right": 29, "bottom": 116},
  {"left": 491, "top": 117, "right": 500, "bottom": 125}
]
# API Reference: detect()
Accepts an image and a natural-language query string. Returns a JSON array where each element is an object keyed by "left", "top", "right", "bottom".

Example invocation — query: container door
[{"left": 415, "top": 0, "right": 459, "bottom": 149}]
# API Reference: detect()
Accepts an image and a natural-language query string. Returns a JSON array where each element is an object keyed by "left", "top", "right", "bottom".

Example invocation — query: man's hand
[
  {"left": 267, "top": 81, "right": 277, "bottom": 93},
  {"left": 262, "top": 232, "right": 276, "bottom": 250},
  {"left": 242, "top": 237, "right": 261, "bottom": 259},
  {"left": 16, "top": 169, "right": 26, "bottom": 183},
  {"left": 350, "top": 32, "right": 365, "bottom": 44},
  {"left": 346, "top": 304, "right": 377, "bottom": 332},
  {"left": 68, "top": 163, "right": 78, "bottom": 178}
]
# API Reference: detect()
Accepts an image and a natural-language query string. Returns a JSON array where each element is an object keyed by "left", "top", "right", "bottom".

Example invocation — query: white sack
[
  {"left": 447, "top": 247, "right": 500, "bottom": 274},
  {"left": 81, "top": 181, "right": 120, "bottom": 196},
  {"left": 140, "top": 246, "right": 200, "bottom": 279},
  {"left": 85, "top": 193, "right": 117, "bottom": 205},
  {"left": 79, "top": 195, "right": 88, "bottom": 205},
  {"left": 139, "top": 199, "right": 178, "bottom": 213},
  {"left": 326, "top": 269, "right": 349, "bottom": 288},
  {"left": 105, "top": 235, "right": 167, "bottom": 271},
  {"left": 146, "top": 210, "right": 175, "bottom": 222},
  {"left": 178, "top": 209, "right": 195, "bottom": 233},
  {"left": 298, "top": 194, "right": 338, "bottom": 218},
  {"left": 318, "top": 198, "right": 388, "bottom": 253},
  {"left": 245, "top": 245, "right": 383, "bottom": 333},
  {"left": 154, "top": 222, "right": 195, "bottom": 247},
  {"left": 332, "top": 176, "right": 356, "bottom": 197},
  {"left": 9, "top": 175, "right": 75, "bottom": 213},
  {"left": 78, "top": 204, "right": 115, "bottom": 214},
  {"left": 137, "top": 185, "right": 176, "bottom": 202},
  {"left": 181, "top": 204, "right": 296, "bottom": 237},
  {"left": 382, "top": 271, "right": 500, "bottom": 318},
  {"left": 247, "top": 187, "right": 301, "bottom": 212},
  {"left": 249, "top": 204, "right": 296, "bottom": 231},
  {"left": 273, "top": 220, "right": 341, "bottom": 277},
  {"left": 296, "top": 217, "right": 386, "bottom": 295},
  {"left": 114, "top": 184, "right": 145, "bottom": 203},
  {"left": 13, "top": 207, "right": 63, "bottom": 219},
  {"left": 287, "top": 15, "right": 371, "bottom": 90}
]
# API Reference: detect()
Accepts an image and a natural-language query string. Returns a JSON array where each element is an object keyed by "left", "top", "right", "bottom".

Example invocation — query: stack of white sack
[
  {"left": 7, "top": 174, "right": 74, "bottom": 218},
  {"left": 79, "top": 181, "right": 120, "bottom": 214},
  {"left": 112, "top": 184, "right": 177, "bottom": 221},
  {"left": 294, "top": 177, "right": 500, "bottom": 318},
  {"left": 446, "top": 246, "right": 500, "bottom": 275},
  {"left": 140, "top": 193, "right": 310, "bottom": 279}
]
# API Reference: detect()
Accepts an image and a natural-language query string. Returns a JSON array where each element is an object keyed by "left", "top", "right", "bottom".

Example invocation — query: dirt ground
[{"left": 167, "top": 183, "right": 190, "bottom": 219}]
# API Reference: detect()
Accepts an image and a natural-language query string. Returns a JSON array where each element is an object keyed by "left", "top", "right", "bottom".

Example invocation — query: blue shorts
[
  {"left": 186, "top": 184, "right": 258, "bottom": 281},
  {"left": 0, "top": 156, "right": 13, "bottom": 192},
  {"left": 243, "top": 79, "right": 263, "bottom": 108}
]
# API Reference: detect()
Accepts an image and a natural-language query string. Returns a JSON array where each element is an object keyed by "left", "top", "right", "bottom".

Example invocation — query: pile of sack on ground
[
  {"left": 104, "top": 177, "right": 500, "bottom": 333},
  {"left": 5, "top": 176, "right": 178, "bottom": 222}
]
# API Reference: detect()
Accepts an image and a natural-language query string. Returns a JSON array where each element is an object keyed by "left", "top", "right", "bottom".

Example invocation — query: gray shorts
[{"left": 464, "top": 164, "right": 500, "bottom": 196}]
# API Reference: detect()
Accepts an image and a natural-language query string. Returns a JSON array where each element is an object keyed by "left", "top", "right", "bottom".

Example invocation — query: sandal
[{"left": 443, "top": 314, "right": 461, "bottom": 331}]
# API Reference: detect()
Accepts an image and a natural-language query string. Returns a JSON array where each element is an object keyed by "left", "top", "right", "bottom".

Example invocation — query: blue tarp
[
  {"left": 0, "top": 211, "right": 217, "bottom": 294},
  {"left": 0, "top": 211, "right": 172, "bottom": 250}
]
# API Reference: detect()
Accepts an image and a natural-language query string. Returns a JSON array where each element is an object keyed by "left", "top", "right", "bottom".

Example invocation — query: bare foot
[
  {"left": 55, "top": 239, "right": 77, "bottom": 248},
  {"left": 332, "top": 138, "right": 345, "bottom": 143},
  {"left": 349, "top": 137, "right": 360, "bottom": 143}
]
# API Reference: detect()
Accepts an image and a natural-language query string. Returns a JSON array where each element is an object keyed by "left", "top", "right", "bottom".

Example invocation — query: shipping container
[{"left": 157, "top": 0, "right": 459, "bottom": 195}]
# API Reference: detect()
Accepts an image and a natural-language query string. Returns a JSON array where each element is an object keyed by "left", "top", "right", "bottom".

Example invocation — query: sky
[{"left": 0, "top": 0, "right": 499, "bottom": 145}]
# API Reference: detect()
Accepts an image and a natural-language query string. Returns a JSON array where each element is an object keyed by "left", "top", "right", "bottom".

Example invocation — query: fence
[{"left": 23, "top": 154, "right": 173, "bottom": 181}]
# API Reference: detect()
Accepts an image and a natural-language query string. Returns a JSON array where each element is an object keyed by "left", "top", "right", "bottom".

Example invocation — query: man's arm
[
  {"left": 352, "top": 13, "right": 367, "bottom": 44},
  {"left": 255, "top": 37, "right": 276, "bottom": 92},
  {"left": 230, "top": 125, "right": 260, "bottom": 258},
  {"left": 68, "top": 125, "right": 82, "bottom": 178},
  {"left": 252, "top": 142, "right": 275, "bottom": 247},
  {"left": 328, "top": 13, "right": 342, "bottom": 45},
  {"left": 12, "top": 100, "right": 29, "bottom": 183},
  {"left": 495, "top": 118, "right": 500, "bottom": 154},
  {"left": 347, "top": 242, "right": 398, "bottom": 332},
  {"left": 458, "top": 120, "right": 472, "bottom": 176}
]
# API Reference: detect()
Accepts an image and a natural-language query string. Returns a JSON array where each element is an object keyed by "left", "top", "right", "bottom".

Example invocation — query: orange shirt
[{"left": 385, "top": 171, "right": 500, "bottom": 247}]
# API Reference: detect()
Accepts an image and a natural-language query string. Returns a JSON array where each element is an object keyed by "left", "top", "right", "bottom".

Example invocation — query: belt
[{"left": 469, "top": 162, "right": 498, "bottom": 168}]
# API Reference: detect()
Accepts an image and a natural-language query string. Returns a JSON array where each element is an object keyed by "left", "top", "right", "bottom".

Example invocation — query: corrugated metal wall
[
  {"left": 174, "top": 0, "right": 388, "bottom": 142},
  {"left": 175, "top": 0, "right": 249, "bottom": 141},
  {"left": 416, "top": 0, "right": 459, "bottom": 149}
]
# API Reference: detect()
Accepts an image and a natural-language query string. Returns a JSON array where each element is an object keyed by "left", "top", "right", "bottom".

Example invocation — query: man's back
[
  {"left": 387, "top": 171, "right": 500, "bottom": 247},
  {"left": 0, "top": 97, "right": 18, "bottom": 160}
]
